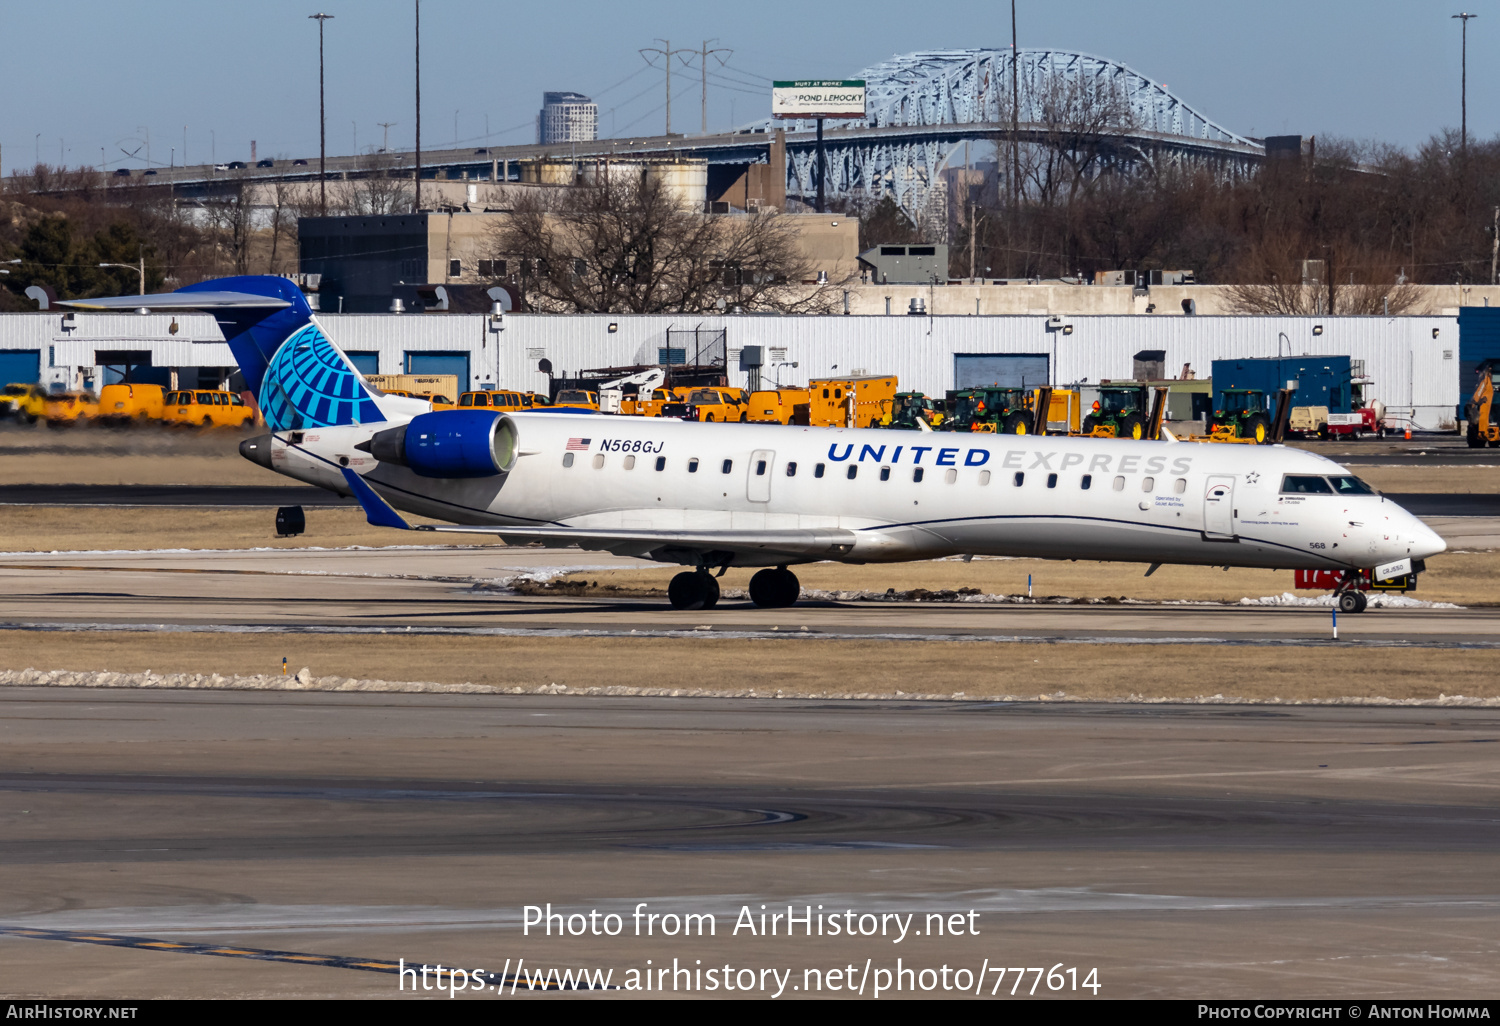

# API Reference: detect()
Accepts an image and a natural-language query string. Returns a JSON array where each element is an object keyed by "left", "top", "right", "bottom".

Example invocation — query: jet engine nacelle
[{"left": 360, "top": 411, "right": 518, "bottom": 478}]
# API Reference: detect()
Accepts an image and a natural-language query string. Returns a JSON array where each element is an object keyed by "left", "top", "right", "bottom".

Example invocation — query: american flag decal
[{"left": 566, "top": 437, "right": 592, "bottom": 451}]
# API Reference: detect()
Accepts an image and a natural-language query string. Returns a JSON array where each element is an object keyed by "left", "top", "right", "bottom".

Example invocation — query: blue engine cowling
[{"left": 361, "top": 410, "right": 518, "bottom": 478}]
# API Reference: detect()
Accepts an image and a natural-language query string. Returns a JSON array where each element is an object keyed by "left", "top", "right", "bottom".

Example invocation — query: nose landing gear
[{"left": 1334, "top": 570, "right": 1369, "bottom": 614}]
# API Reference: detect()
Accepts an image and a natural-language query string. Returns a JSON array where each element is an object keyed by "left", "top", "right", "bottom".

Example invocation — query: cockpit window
[
  {"left": 1281, "top": 475, "right": 1334, "bottom": 494},
  {"left": 1328, "top": 475, "right": 1376, "bottom": 495}
]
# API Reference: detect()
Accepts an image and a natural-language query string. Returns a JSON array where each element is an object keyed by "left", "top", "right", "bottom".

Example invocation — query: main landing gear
[
  {"left": 665, "top": 566, "right": 802, "bottom": 610},
  {"left": 748, "top": 567, "right": 800, "bottom": 608}
]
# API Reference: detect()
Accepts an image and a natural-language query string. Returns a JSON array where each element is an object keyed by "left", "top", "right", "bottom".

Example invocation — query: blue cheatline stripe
[{"left": 0, "top": 926, "right": 609, "bottom": 988}]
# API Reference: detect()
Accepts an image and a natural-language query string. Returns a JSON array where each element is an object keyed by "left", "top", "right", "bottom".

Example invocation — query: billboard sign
[{"left": 771, "top": 80, "right": 866, "bottom": 119}]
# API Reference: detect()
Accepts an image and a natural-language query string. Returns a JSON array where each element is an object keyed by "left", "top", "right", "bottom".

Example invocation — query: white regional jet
[{"left": 65, "top": 277, "right": 1447, "bottom": 612}]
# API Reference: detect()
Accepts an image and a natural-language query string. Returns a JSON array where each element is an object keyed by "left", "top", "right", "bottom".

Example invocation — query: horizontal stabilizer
[{"left": 58, "top": 291, "right": 293, "bottom": 311}]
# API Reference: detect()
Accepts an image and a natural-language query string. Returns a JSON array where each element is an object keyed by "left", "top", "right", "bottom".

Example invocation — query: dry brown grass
[
  {"left": 3, "top": 630, "right": 1494, "bottom": 702},
  {"left": 0, "top": 506, "right": 441, "bottom": 552}
]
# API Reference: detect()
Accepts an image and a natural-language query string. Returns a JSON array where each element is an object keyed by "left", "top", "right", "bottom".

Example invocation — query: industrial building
[
  {"left": 538, "top": 92, "right": 598, "bottom": 145},
  {"left": 0, "top": 308, "right": 1466, "bottom": 431}
]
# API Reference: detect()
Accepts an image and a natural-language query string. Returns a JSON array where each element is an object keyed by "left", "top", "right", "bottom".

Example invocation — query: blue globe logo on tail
[{"left": 259, "top": 323, "right": 386, "bottom": 431}]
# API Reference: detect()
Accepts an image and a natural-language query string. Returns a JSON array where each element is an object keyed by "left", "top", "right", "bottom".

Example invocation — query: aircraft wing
[{"left": 340, "top": 468, "right": 857, "bottom": 560}]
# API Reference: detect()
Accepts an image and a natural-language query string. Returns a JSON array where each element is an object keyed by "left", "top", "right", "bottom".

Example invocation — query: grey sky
[{"left": 0, "top": 0, "right": 1490, "bottom": 176}]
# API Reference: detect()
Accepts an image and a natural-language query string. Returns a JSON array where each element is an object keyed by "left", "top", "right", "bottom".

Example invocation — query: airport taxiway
[
  {"left": 0, "top": 541, "right": 1496, "bottom": 645},
  {"left": 1, "top": 689, "right": 1498, "bottom": 998}
]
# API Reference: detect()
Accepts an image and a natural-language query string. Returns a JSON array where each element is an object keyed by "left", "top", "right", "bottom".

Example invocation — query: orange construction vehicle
[
  {"left": 1467, "top": 361, "right": 1497, "bottom": 448},
  {"left": 807, "top": 376, "right": 897, "bottom": 428}
]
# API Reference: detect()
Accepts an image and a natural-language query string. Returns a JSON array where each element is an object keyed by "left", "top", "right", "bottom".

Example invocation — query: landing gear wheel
[
  {"left": 748, "top": 567, "right": 801, "bottom": 608},
  {"left": 1337, "top": 590, "right": 1368, "bottom": 614},
  {"left": 668, "top": 571, "right": 720, "bottom": 610}
]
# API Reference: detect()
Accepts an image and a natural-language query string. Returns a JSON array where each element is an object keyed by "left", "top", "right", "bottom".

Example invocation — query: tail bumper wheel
[
  {"left": 668, "top": 571, "right": 720, "bottom": 610},
  {"left": 749, "top": 567, "right": 801, "bottom": 608}
]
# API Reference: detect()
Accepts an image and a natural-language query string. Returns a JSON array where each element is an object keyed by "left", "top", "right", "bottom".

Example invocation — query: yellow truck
[
  {"left": 0, "top": 383, "right": 48, "bottom": 424},
  {"left": 162, "top": 389, "right": 257, "bottom": 429},
  {"left": 97, "top": 383, "right": 166, "bottom": 426},
  {"left": 746, "top": 388, "right": 811, "bottom": 425},
  {"left": 43, "top": 392, "right": 99, "bottom": 428},
  {"left": 458, "top": 390, "right": 528, "bottom": 411},
  {"left": 808, "top": 376, "right": 898, "bottom": 428}
]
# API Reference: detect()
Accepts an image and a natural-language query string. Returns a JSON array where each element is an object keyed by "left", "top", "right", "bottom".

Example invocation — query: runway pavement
[
  {"left": 1, "top": 688, "right": 1498, "bottom": 998},
  {"left": 0, "top": 543, "right": 1495, "bottom": 646}
]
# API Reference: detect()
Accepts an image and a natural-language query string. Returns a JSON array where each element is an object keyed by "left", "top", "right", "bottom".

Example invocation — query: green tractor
[
  {"left": 887, "top": 391, "right": 947, "bottom": 430},
  {"left": 944, "top": 387, "right": 1033, "bottom": 433},
  {"left": 1082, "top": 384, "right": 1150, "bottom": 439},
  {"left": 1209, "top": 388, "right": 1273, "bottom": 444}
]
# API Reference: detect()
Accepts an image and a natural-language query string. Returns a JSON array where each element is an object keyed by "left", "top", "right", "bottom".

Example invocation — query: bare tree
[
  {"left": 489, "top": 171, "right": 844, "bottom": 314},
  {"left": 344, "top": 155, "right": 413, "bottom": 216}
]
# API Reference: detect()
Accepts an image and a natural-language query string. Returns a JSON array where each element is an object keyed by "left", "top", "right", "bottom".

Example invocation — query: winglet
[{"left": 340, "top": 468, "right": 410, "bottom": 530}]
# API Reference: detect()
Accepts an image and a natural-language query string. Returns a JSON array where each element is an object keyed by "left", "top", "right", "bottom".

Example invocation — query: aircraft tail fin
[{"left": 63, "top": 275, "right": 387, "bottom": 431}]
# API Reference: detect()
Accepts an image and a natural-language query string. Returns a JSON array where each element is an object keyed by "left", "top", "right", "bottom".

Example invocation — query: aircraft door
[
  {"left": 748, "top": 449, "right": 774, "bottom": 502},
  {"left": 1203, "top": 475, "right": 1237, "bottom": 540}
]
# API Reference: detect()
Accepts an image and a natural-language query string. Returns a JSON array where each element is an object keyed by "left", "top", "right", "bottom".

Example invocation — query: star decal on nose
[{"left": 1244, "top": 471, "right": 1260, "bottom": 485}]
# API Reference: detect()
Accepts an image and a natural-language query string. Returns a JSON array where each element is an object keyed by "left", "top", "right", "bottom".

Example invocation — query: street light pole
[
  {"left": 1454, "top": 13, "right": 1477, "bottom": 157},
  {"left": 310, "top": 13, "right": 334, "bottom": 216},
  {"left": 414, "top": 0, "right": 422, "bottom": 213},
  {"left": 99, "top": 256, "right": 146, "bottom": 296}
]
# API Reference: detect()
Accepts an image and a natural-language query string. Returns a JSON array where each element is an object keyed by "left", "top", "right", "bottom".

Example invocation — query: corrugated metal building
[{"left": 1, "top": 310, "right": 1460, "bottom": 429}]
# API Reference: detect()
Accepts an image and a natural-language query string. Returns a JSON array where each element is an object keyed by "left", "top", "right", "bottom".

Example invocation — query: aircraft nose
[{"left": 1410, "top": 518, "right": 1448, "bottom": 560}]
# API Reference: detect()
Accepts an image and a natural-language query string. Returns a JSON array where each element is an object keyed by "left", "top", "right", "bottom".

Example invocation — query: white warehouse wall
[{"left": 5, "top": 310, "right": 1460, "bottom": 430}]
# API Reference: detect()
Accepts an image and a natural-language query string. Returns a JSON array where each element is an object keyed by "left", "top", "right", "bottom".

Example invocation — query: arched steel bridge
[
  {"left": 755, "top": 48, "right": 1262, "bottom": 215},
  {"left": 68, "top": 49, "right": 1263, "bottom": 221}
]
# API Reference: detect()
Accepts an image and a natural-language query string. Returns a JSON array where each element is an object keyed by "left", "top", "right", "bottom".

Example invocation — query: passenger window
[
  {"left": 815, "top": 463, "right": 825, "bottom": 478},
  {"left": 1142, "top": 476, "right": 1155, "bottom": 492},
  {"left": 1174, "top": 478, "right": 1187, "bottom": 494},
  {"left": 1013, "top": 472, "right": 1024, "bottom": 486},
  {"left": 913, "top": 467, "right": 924, "bottom": 483},
  {"left": 623, "top": 455, "right": 636, "bottom": 470},
  {"left": 461, "top": 395, "right": 474, "bottom": 407},
  {"left": 655, "top": 456, "right": 666, "bottom": 471},
  {"left": 1081, "top": 474, "right": 1092, "bottom": 490},
  {"left": 1047, "top": 473, "right": 1058, "bottom": 488},
  {"left": 834, "top": 389, "right": 843, "bottom": 399},
  {"left": 1113, "top": 476, "right": 1125, "bottom": 491},
  {"left": 592, "top": 454, "right": 605, "bottom": 469},
  {"left": 822, "top": 388, "right": 830, "bottom": 398},
  {"left": 562, "top": 452, "right": 575, "bottom": 468},
  {"left": 978, "top": 470, "right": 990, "bottom": 485},
  {"left": 944, "top": 469, "right": 957, "bottom": 484},
  {"left": 786, "top": 462, "right": 797, "bottom": 477},
  {"left": 879, "top": 466, "right": 891, "bottom": 481},
  {"left": 722, "top": 459, "right": 733, "bottom": 474},
  {"left": 846, "top": 465, "right": 857, "bottom": 480},
  {"left": 688, "top": 459, "right": 699, "bottom": 473},
  {"left": 755, "top": 460, "right": 767, "bottom": 475}
]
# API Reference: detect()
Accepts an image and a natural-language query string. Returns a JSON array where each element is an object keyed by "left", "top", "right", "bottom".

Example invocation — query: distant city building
[{"left": 538, "top": 92, "right": 598, "bottom": 144}]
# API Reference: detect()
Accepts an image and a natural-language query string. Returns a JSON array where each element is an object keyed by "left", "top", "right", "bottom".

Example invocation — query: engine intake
[{"left": 356, "top": 411, "right": 517, "bottom": 478}]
